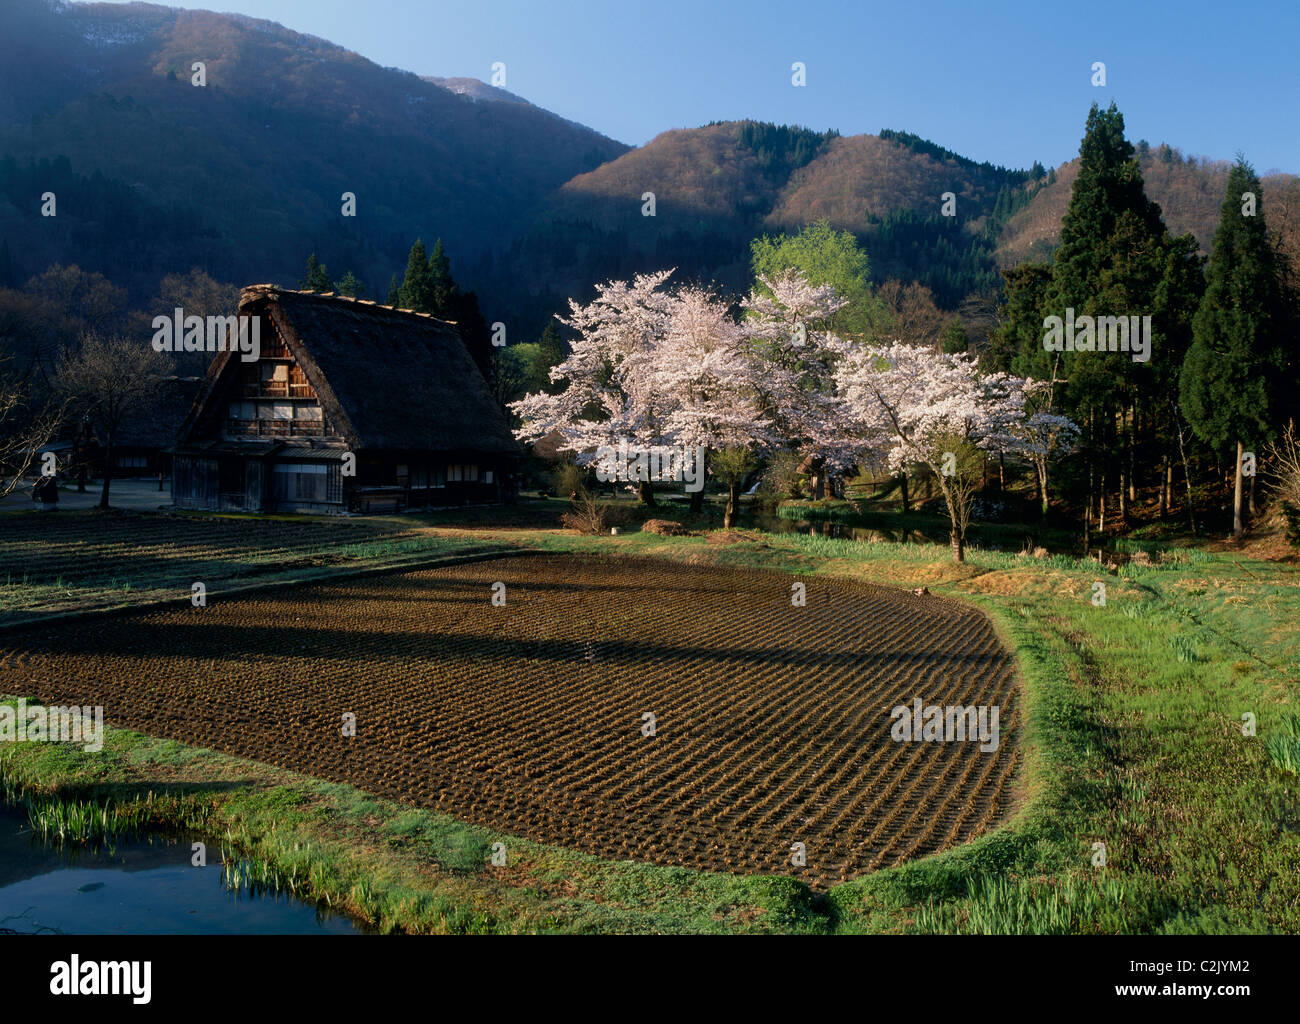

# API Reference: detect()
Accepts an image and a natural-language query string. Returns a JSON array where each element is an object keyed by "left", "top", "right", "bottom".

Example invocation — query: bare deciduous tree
[
  {"left": 1265, "top": 424, "right": 1300, "bottom": 546},
  {"left": 0, "top": 356, "right": 63, "bottom": 498},
  {"left": 56, "top": 333, "right": 173, "bottom": 509},
  {"left": 149, "top": 269, "right": 242, "bottom": 375},
  {"left": 875, "top": 279, "right": 946, "bottom": 349}
]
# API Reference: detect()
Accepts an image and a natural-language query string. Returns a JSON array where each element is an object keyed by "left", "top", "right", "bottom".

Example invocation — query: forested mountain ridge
[
  {"left": 475, "top": 123, "right": 1298, "bottom": 327},
  {"left": 0, "top": 0, "right": 629, "bottom": 301},
  {"left": 997, "top": 143, "right": 1300, "bottom": 268},
  {"left": 482, "top": 121, "right": 1039, "bottom": 320},
  {"left": 1, "top": 0, "right": 1296, "bottom": 342}
]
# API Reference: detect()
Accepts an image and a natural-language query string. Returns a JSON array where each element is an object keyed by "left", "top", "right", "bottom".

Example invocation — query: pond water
[{"left": 0, "top": 804, "right": 361, "bottom": 935}]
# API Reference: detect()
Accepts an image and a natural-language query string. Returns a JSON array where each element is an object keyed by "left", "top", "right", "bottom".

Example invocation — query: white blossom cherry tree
[
  {"left": 513, "top": 268, "right": 1078, "bottom": 542},
  {"left": 836, "top": 343, "right": 1038, "bottom": 562},
  {"left": 654, "top": 284, "right": 773, "bottom": 516},
  {"left": 510, "top": 270, "right": 677, "bottom": 503},
  {"left": 742, "top": 270, "right": 858, "bottom": 498},
  {"left": 511, "top": 272, "right": 772, "bottom": 509}
]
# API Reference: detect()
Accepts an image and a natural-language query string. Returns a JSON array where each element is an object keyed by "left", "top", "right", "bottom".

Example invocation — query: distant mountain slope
[
  {"left": 769, "top": 132, "right": 1014, "bottom": 232},
  {"left": 997, "top": 145, "right": 1300, "bottom": 266},
  {"left": 421, "top": 76, "right": 531, "bottom": 105},
  {"left": 486, "top": 122, "right": 838, "bottom": 314},
  {"left": 556, "top": 123, "right": 778, "bottom": 226},
  {"left": 0, "top": 0, "right": 628, "bottom": 299},
  {"left": 490, "top": 122, "right": 1036, "bottom": 317},
  {"left": 0, "top": 1, "right": 1294, "bottom": 340}
]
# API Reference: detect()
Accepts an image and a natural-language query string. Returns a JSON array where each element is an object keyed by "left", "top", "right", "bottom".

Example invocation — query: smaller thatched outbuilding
[{"left": 111, "top": 375, "right": 204, "bottom": 477}]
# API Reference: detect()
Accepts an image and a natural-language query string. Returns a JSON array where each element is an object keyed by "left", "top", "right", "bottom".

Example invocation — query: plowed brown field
[{"left": 1, "top": 553, "right": 1020, "bottom": 888}]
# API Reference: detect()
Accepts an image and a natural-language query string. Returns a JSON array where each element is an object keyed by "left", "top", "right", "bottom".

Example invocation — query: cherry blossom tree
[
  {"left": 835, "top": 343, "right": 1078, "bottom": 562},
  {"left": 653, "top": 285, "right": 773, "bottom": 513},
  {"left": 513, "top": 268, "right": 1078, "bottom": 541},
  {"left": 982, "top": 375, "right": 1079, "bottom": 518},
  {"left": 742, "top": 270, "right": 857, "bottom": 498},
  {"left": 510, "top": 270, "right": 677, "bottom": 503},
  {"left": 835, "top": 344, "right": 983, "bottom": 559},
  {"left": 511, "top": 272, "right": 773, "bottom": 509}
]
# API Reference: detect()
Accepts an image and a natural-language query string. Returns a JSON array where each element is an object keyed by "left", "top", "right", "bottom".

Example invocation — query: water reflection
[{"left": 0, "top": 803, "right": 361, "bottom": 935}]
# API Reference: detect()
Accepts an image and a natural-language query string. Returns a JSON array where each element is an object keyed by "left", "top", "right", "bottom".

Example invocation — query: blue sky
[{"left": 94, "top": 0, "right": 1299, "bottom": 171}]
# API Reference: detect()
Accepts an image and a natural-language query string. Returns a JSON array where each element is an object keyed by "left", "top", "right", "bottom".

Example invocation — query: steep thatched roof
[{"left": 179, "top": 286, "right": 518, "bottom": 455}]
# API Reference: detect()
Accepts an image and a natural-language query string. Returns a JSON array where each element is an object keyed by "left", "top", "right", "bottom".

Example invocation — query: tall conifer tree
[
  {"left": 1044, "top": 103, "right": 1199, "bottom": 528},
  {"left": 302, "top": 253, "right": 331, "bottom": 293},
  {"left": 1181, "top": 159, "right": 1289, "bottom": 537},
  {"left": 397, "top": 239, "right": 434, "bottom": 312},
  {"left": 427, "top": 238, "right": 456, "bottom": 317}
]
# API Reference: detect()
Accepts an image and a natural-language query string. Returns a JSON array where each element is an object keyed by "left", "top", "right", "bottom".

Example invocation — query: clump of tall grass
[
  {"left": 1170, "top": 634, "right": 1202, "bottom": 663},
  {"left": 221, "top": 844, "right": 292, "bottom": 899},
  {"left": 1, "top": 754, "right": 212, "bottom": 844},
  {"left": 26, "top": 791, "right": 213, "bottom": 844},
  {"left": 29, "top": 799, "right": 127, "bottom": 843},
  {"left": 1266, "top": 714, "right": 1300, "bottom": 776},
  {"left": 911, "top": 873, "right": 1141, "bottom": 934},
  {"left": 1159, "top": 547, "right": 1210, "bottom": 567}
]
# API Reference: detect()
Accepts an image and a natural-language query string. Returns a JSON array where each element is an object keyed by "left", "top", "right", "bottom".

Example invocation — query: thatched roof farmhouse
[{"left": 171, "top": 285, "right": 518, "bottom": 513}]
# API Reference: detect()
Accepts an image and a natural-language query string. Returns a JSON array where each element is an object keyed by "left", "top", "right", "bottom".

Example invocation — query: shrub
[
  {"left": 553, "top": 462, "right": 585, "bottom": 501},
  {"left": 560, "top": 487, "right": 606, "bottom": 534},
  {"left": 1264, "top": 426, "right": 1300, "bottom": 547},
  {"left": 758, "top": 451, "right": 807, "bottom": 503}
]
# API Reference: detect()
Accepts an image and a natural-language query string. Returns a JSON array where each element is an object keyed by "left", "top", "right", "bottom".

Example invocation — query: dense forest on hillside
[
  {"left": 4, "top": 1, "right": 1297, "bottom": 349},
  {"left": 0, "top": 0, "right": 628, "bottom": 307}
]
